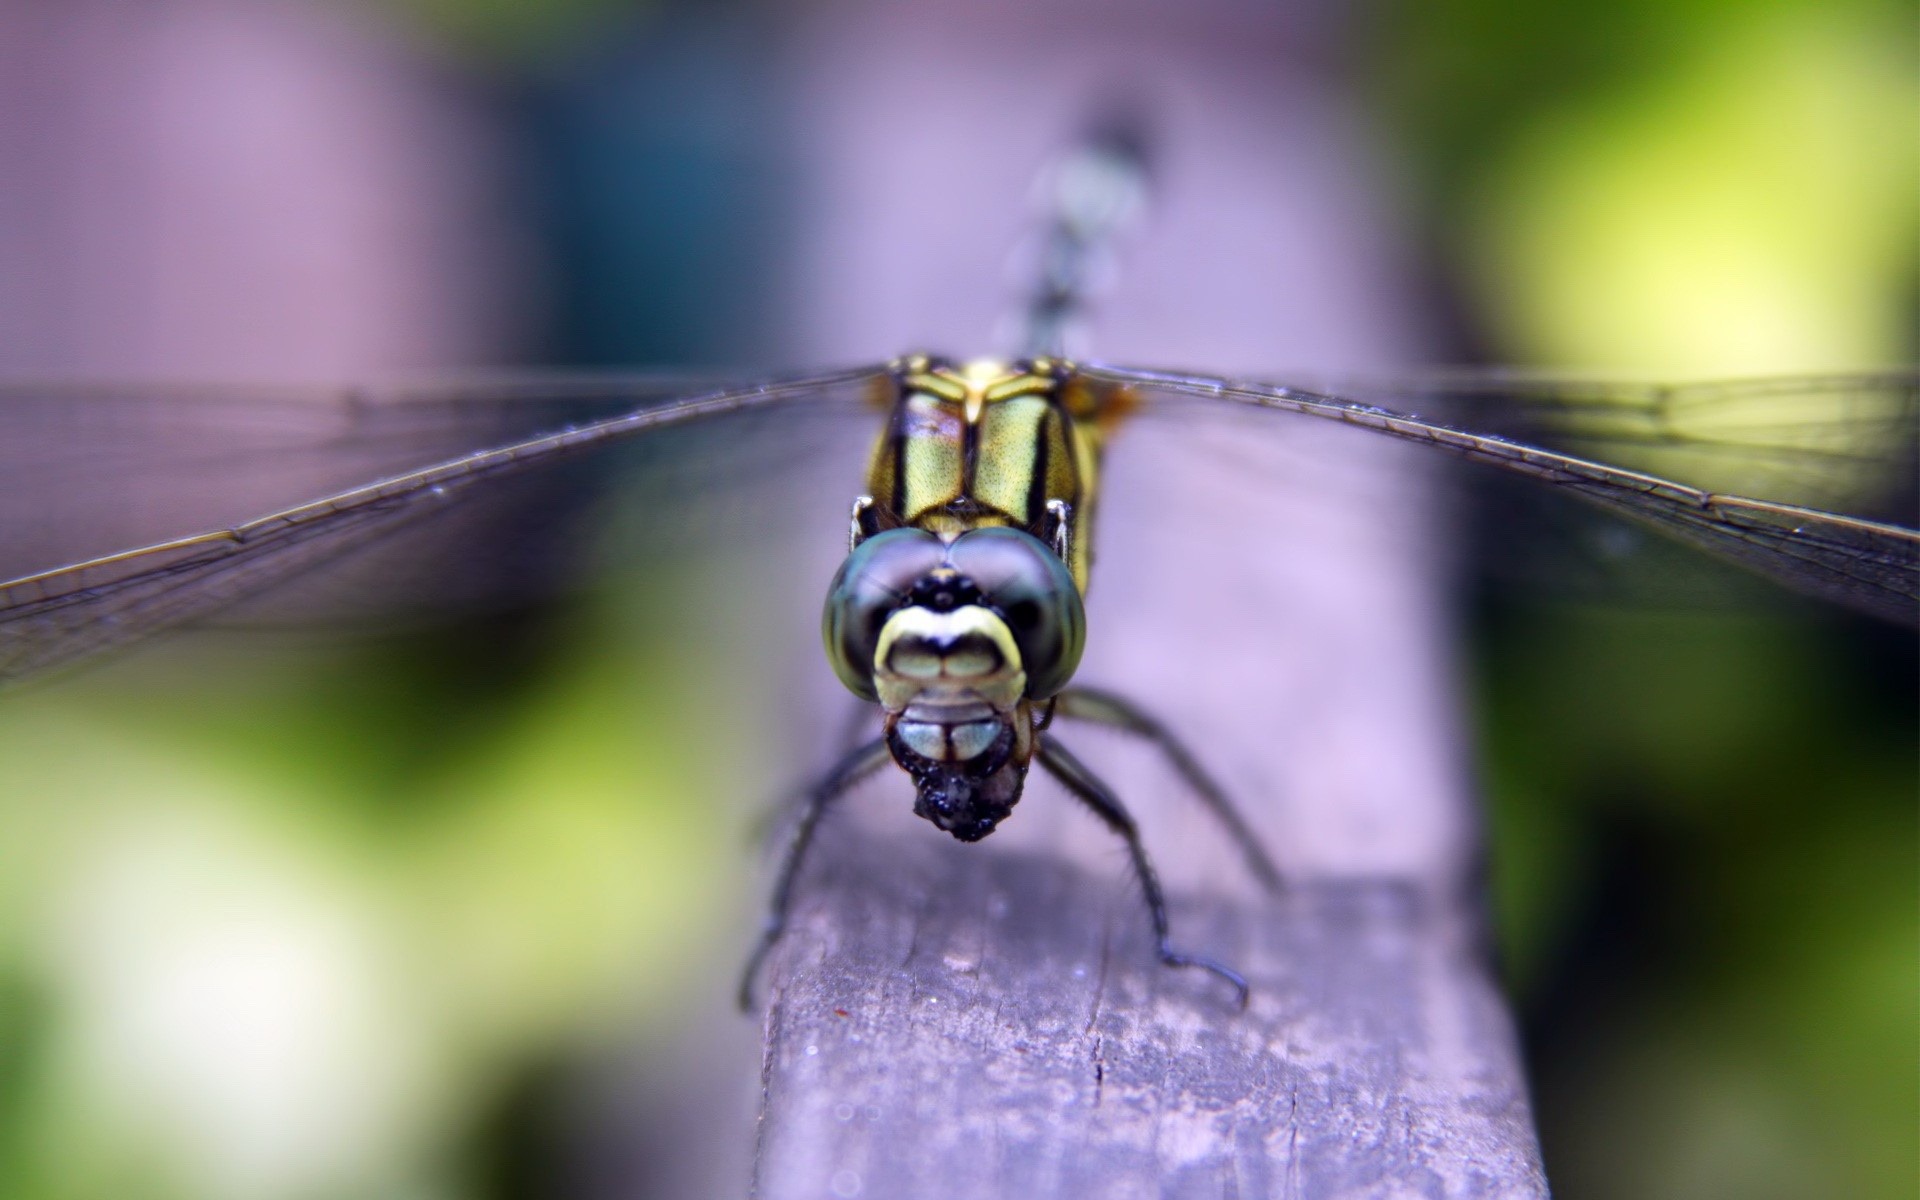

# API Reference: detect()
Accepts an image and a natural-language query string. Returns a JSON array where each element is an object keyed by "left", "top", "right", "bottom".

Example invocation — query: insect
[
  {"left": 742, "top": 353, "right": 1288, "bottom": 1009},
  {"left": 4, "top": 355, "right": 1915, "bottom": 1008},
  {"left": 2, "top": 135, "right": 1915, "bottom": 1012}
]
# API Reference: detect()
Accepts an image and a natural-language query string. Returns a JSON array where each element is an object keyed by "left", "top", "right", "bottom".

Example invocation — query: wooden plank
[{"left": 746, "top": 822, "right": 1545, "bottom": 1199}]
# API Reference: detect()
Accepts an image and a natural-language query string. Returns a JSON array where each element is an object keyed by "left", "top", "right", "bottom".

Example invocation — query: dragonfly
[{"left": 2, "top": 134, "right": 1916, "bottom": 1010}]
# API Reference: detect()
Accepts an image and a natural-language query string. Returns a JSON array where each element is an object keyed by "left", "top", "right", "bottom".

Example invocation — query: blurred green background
[
  {"left": 1374, "top": 3, "right": 1915, "bottom": 1196},
  {"left": 0, "top": 0, "right": 1913, "bottom": 1197}
]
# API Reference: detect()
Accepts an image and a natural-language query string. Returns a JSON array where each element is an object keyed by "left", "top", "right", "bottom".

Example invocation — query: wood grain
[{"left": 746, "top": 821, "right": 1545, "bottom": 1199}]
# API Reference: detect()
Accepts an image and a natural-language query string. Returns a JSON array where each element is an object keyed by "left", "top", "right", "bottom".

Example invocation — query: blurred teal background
[{"left": 0, "top": 0, "right": 1913, "bottom": 1197}]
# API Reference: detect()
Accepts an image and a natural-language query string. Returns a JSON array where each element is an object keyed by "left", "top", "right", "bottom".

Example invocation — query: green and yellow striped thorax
[{"left": 863, "top": 356, "right": 1108, "bottom": 591}]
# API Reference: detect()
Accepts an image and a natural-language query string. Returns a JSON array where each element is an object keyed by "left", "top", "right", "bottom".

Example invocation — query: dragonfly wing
[
  {"left": 1296, "top": 369, "right": 1920, "bottom": 517},
  {"left": 0, "top": 372, "right": 769, "bottom": 583},
  {"left": 1087, "top": 365, "right": 1920, "bottom": 626},
  {"left": 0, "top": 366, "right": 890, "bottom": 685}
]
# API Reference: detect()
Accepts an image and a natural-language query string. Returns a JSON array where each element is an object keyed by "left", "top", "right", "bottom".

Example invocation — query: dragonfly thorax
[{"left": 871, "top": 589, "right": 1025, "bottom": 708}]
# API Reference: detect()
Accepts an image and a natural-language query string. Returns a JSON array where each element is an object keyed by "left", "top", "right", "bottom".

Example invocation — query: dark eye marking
[{"left": 1002, "top": 598, "right": 1043, "bottom": 631}]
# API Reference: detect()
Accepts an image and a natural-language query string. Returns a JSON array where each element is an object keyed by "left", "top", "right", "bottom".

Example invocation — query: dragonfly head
[{"left": 823, "top": 525, "right": 1085, "bottom": 839}]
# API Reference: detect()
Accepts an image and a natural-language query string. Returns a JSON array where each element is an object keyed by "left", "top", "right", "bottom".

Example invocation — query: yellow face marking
[{"left": 871, "top": 606, "right": 1027, "bottom": 713}]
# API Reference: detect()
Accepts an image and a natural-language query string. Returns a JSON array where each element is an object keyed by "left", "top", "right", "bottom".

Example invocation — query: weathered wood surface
[{"left": 749, "top": 826, "right": 1545, "bottom": 1199}]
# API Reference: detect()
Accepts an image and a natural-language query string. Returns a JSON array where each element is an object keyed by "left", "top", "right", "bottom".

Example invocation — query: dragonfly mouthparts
[
  {"left": 907, "top": 766, "right": 1024, "bottom": 843},
  {"left": 886, "top": 717, "right": 1027, "bottom": 843}
]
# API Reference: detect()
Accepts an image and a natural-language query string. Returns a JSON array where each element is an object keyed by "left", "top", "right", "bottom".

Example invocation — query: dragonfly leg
[
  {"left": 744, "top": 700, "right": 881, "bottom": 849},
  {"left": 1055, "top": 686, "right": 1283, "bottom": 894},
  {"left": 1035, "top": 734, "right": 1250, "bottom": 1009},
  {"left": 738, "top": 735, "right": 893, "bottom": 1011}
]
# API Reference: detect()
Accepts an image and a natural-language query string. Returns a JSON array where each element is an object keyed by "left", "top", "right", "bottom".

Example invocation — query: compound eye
[
  {"left": 822, "top": 528, "right": 947, "bottom": 700},
  {"left": 946, "top": 527, "right": 1085, "bottom": 699}
]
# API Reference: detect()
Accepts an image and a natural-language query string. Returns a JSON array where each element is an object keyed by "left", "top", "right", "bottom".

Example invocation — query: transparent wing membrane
[
  {"left": 0, "top": 366, "right": 889, "bottom": 683},
  {"left": 1296, "top": 370, "right": 1919, "bottom": 514},
  {"left": 3, "top": 362, "right": 1915, "bottom": 687},
  {"left": 1085, "top": 365, "right": 1920, "bottom": 625},
  {"left": 0, "top": 372, "right": 781, "bottom": 581}
]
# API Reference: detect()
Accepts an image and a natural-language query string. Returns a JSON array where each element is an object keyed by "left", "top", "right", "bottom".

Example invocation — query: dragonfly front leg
[
  {"left": 741, "top": 697, "right": 877, "bottom": 861},
  {"left": 738, "top": 735, "right": 892, "bottom": 1011},
  {"left": 1055, "top": 686, "right": 1283, "bottom": 894},
  {"left": 1035, "top": 734, "right": 1251, "bottom": 1009}
]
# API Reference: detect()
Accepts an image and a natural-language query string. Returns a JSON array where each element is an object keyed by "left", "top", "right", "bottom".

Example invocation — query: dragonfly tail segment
[
  {"left": 738, "top": 736, "right": 893, "bottom": 1013},
  {"left": 1015, "top": 112, "right": 1153, "bottom": 360}
]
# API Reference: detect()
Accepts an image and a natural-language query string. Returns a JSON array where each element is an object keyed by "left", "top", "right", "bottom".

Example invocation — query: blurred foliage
[
  {"left": 0, "top": 573, "right": 749, "bottom": 1198},
  {"left": 1466, "top": 11, "right": 1916, "bottom": 374},
  {"left": 1375, "top": 0, "right": 1917, "bottom": 1195},
  {"left": 374, "top": 0, "right": 655, "bottom": 65},
  {"left": 1377, "top": 0, "right": 1917, "bottom": 367},
  {"left": 1475, "top": 611, "right": 1916, "bottom": 1197}
]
